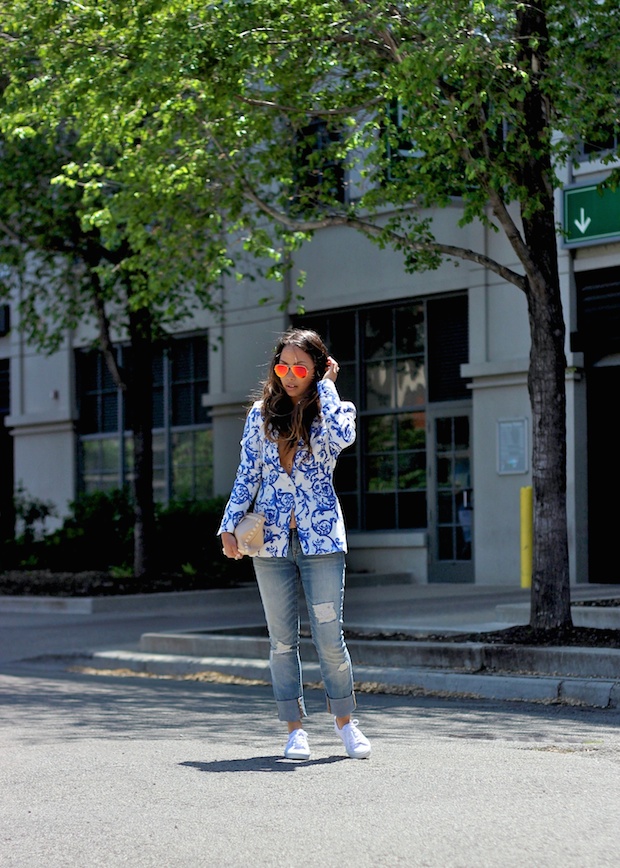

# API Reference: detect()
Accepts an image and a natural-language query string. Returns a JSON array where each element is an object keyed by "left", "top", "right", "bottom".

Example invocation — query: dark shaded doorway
[
  {"left": 587, "top": 362, "right": 620, "bottom": 583},
  {"left": 576, "top": 267, "right": 620, "bottom": 584},
  {"left": 0, "top": 358, "right": 14, "bottom": 559}
]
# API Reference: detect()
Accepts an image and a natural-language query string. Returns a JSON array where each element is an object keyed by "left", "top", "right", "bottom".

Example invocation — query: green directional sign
[{"left": 563, "top": 183, "right": 620, "bottom": 246}]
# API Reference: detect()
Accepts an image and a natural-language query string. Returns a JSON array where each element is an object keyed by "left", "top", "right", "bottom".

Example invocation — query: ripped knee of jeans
[
  {"left": 272, "top": 639, "right": 294, "bottom": 654},
  {"left": 312, "top": 600, "right": 338, "bottom": 624}
]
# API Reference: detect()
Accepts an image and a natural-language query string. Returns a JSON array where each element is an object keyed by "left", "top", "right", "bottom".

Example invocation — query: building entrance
[
  {"left": 587, "top": 360, "right": 620, "bottom": 584},
  {"left": 427, "top": 406, "right": 474, "bottom": 583},
  {"left": 576, "top": 266, "right": 620, "bottom": 584}
]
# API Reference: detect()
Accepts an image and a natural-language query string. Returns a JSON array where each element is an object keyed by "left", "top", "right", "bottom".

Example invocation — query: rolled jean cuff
[
  {"left": 276, "top": 696, "right": 307, "bottom": 722},
  {"left": 326, "top": 691, "right": 357, "bottom": 718}
]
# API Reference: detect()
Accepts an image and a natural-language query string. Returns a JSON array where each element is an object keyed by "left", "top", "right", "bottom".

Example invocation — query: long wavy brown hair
[{"left": 261, "top": 328, "right": 330, "bottom": 453}]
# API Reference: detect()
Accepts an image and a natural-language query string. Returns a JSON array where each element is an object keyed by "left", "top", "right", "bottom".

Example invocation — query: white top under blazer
[{"left": 217, "top": 379, "right": 356, "bottom": 556}]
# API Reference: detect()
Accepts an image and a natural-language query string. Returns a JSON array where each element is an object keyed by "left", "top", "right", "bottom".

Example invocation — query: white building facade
[{"left": 1, "top": 150, "right": 619, "bottom": 586}]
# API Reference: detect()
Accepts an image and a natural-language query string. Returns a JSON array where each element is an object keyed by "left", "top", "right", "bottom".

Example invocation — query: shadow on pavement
[
  {"left": 180, "top": 755, "right": 348, "bottom": 774},
  {"left": 3, "top": 668, "right": 620, "bottom": 752}
]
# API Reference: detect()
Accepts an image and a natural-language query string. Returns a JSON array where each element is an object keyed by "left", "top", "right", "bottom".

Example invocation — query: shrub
[
  {"left": 154, "top": 497, "right": 254, "bottom": 584},
  {"left": 5, "top": 488, "right": 253, "bottom": 587},
  {"left": 16, "top": 488, "right": 135, "bottom": 572}
]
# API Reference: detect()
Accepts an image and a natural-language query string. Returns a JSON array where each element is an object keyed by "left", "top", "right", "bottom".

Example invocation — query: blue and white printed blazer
[{"left": 217, "top": 379, "right": 356, "bottom": 556}]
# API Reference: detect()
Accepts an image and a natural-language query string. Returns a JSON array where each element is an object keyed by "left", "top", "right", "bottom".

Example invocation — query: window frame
[{"left": 76, "top": 335, "right": 212, "bottom": 503}]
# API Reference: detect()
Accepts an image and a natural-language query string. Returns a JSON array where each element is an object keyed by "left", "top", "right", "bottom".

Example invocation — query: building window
[
  {"left": 76, "top": 335, "right": 212, "bottom": 502},
  {"left": 383, "top": 99, "right": 482, "bottom": 194},
  {"left": 0, "top": 358, "right": 10, "bottom": 416},
  {"left": 295, "top": 295, "right": 469, "bottom": 531},
  {"left": 293, "top": 118, "right": 346, "bottom": 212},
  {"left": 576, "top": 126, "right": 619, "bottom": 161},
  {"left": 384, "top": 100, "right": 424, "bottom": 183}
]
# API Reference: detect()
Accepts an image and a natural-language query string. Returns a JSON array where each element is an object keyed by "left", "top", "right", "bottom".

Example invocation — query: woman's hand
[
  {"left": 221, "top": 531, "right": 243, "bottom": 560},
  {"left": 323, "top": 356, "right": 340, "bottom": 382}
]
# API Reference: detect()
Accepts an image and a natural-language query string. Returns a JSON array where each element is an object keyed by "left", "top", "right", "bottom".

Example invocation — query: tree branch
[
  {"left": 345, "top": 214, "right": 527, "bottom": 291},
  {"left": 242, "top": 186, "right": 527, "bottom": 291},
  {"left": 235, "top": 93, "right": 384, "bottom": 116},
  {"left": 0, "top": 219, "right": 22, "bottom": 243},
  {"left": 441, "top": 90, "right": 541, "bottom": 292},
  {"left": 90, "top": 268, "right": 127, "bottom": 391},
  {"left": 242, "top": 185, "right": 348, "bottom": 231}
]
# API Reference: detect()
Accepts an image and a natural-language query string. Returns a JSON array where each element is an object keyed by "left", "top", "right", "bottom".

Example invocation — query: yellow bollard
[{"left": 520, "top": 485, "right": 533, "bottom": 588}]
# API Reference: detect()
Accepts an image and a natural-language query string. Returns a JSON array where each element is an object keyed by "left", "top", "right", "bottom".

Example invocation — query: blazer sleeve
[
  {"left": 316, "top": 378, "right": 356, "bottom": 462},
  {"left": 217, "top": 403, "right": 263, "bottom": 535}
]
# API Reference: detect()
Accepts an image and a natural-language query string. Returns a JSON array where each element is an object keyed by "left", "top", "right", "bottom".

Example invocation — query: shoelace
[
  {"left": 345, "top": 720, "right": 364, "bottom": 745},
  {"left": 288, "top": 730, "right": 307, "bottom": 748}
]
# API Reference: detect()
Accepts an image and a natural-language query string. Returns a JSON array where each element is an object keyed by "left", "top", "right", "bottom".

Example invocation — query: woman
[{"left": 218, "top": 327, "right": 371, "bottom": 761}]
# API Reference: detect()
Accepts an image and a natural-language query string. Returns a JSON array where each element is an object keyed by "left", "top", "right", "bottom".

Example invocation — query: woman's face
[{"left": 275, "top": 344, "right": 316, "bottom": 405}]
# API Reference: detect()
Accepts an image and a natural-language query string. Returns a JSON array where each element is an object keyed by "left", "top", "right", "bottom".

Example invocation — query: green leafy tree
[
  {"left": 0, "top": 12, "right": 239, "bottom": 577},
  {"left": 0, "top": 0, "right": 303, "bottom": 579},
  {"left": 2, "top": 1, "right": 619, "bottom": 625},
  {"left": 206, "top": 0, "right": 618, "bottom": 629}
]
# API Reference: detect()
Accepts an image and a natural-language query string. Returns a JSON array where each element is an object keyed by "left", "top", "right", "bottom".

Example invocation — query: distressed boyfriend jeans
[{"left": 252, "top": 530, "right": 356, "bottom": 721}]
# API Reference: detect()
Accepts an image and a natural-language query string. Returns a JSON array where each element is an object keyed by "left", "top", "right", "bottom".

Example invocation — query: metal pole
[{"left": 520, "top": 485, "right": 533, "bottom": 588}]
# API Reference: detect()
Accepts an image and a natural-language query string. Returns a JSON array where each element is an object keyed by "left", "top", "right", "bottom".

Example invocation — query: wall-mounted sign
[
  {"left": 563, "top": 184, "right": 620, "bottom": 247},
  {"left": 497, "top": 418, "right": 528, "bottom": 475}
]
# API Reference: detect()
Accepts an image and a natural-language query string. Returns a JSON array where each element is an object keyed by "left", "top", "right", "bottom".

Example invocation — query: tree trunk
[
  {"left": 524, "top": 271, "right": 572, "bottom": 628},
  {"left": 518, "top": 1, "right": 572, "bottom": 628},
  {"left": 127, "top": 306, "right": 157, "bottom": 579}
]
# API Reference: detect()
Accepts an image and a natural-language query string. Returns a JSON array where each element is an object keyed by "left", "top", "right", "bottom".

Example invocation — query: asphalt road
[
  {"left": 2, "top": 663, "right": 620, "bottom": 868},
  {"left": 2, "top": 586, "right": 620, "bottom": 867}
]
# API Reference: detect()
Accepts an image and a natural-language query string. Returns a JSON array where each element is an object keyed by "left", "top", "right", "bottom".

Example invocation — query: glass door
[{"left": 427, "top": 408, "right": 474, "bottom": 583}]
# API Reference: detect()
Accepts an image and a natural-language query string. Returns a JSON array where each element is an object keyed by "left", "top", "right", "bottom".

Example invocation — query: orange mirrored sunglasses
[{"left": 274, "top": 363, "right": 310, "bottom": 379}]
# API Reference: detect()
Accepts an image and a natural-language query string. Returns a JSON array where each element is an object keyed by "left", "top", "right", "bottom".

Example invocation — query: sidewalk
[{"left": 2, "top": 581, "right": 620, "bottom": 710}]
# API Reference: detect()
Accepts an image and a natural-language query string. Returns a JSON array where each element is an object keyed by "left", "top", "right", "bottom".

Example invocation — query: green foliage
[
  {"left": 0, "top": 0, "right": 295, "bottom": 345},
  {"left": 20, "top": 488, "right": 135, "bottom": 572},
  {"left": 2, "top": 0, "right": 618, "bottom": 293},
  {"left": 153, "top": 497, "right": 237, "bottom": 579},
  {"left": 12, "top": 485, "right": 57, "bottom": 544},
  {"left": 2, "top": 0, "right": 618, "bottom": 618},
  {"left": 6, "top": 488, "right": 251, "bottom": 585}
]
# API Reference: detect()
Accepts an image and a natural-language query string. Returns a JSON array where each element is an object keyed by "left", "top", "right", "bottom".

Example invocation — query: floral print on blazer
[{"left": 217, "top": 379, "right": 356, "bottom": 556}]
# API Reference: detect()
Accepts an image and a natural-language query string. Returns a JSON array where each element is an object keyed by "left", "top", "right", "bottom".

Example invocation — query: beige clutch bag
[{"left": 234, "top": 512, "right": 266, "bottom": 556}]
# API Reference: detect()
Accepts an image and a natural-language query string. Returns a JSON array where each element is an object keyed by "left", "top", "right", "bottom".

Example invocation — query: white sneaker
[
  {"left": 334, "top": 718, "right": 371, "bottom": 759},
  {"left": 284, "top": 728, "right": 311, "bottom": 760}
]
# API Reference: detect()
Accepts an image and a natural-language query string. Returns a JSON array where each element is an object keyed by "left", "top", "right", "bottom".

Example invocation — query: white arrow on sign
[{"left": 574, "top": 207, "right": 592, "bottom": 234}]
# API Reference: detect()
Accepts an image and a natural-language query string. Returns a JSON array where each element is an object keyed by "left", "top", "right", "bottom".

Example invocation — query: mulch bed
[
  {"left": 573, "top": 598, "right": 620, "bottom": 607},
  {"left": 344, "top": 625, "right": 620, "bottom": 649},
  {"left": 0, "top": 570, "right": 236, "bottom": 597}
]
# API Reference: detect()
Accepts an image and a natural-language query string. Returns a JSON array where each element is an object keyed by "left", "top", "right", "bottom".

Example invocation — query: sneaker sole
[{"left": 346, "top": 749, "right": 371, "bottom": 759}]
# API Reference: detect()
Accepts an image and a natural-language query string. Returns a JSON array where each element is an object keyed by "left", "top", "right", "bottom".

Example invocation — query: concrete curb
[
  {"left": 138, "top": 629, "right": 620, "bottom": 680},
  {"left": 69, "top": 649, "right": 620, "bottom": 709},
  {"left": 0, "top": 590, "right": 221, "bottom": 614},
  {"left": 0, "top": 587, "right": 255, "bottom": 615}
]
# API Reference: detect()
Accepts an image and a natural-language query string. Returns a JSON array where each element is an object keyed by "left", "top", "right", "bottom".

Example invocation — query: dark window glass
[
  {"left": 294, "top": 118, "right": 345, "bottom": 210},
  {"left": 365, "top": 493, "right": 396, "bottom": 529},
  {"left": 398, "top": 491, "right": 426, "bottom": 528},
  {"left": 435, "top": 415, "right": 472, "bottom": 562},
  {"left": 575, "top": 266, "right": 620, "bottom": 363},
  {"left": 295, "top": 296, "right": 468, "bottom": 532},
  {"left": 578, "top": 126, "right": 619, "bottom": 159},
  {"left": 427, "top": 295, "right": 470, "bottom": 402},
  {"left": 0, "top": 359, "right": 9, "bottom": 416},
  {"left": 75, "top": 335, "right": 211, "bottom": 502},
  {"left": 171, "top": 337, "right": 210, "bottom": 426}
]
